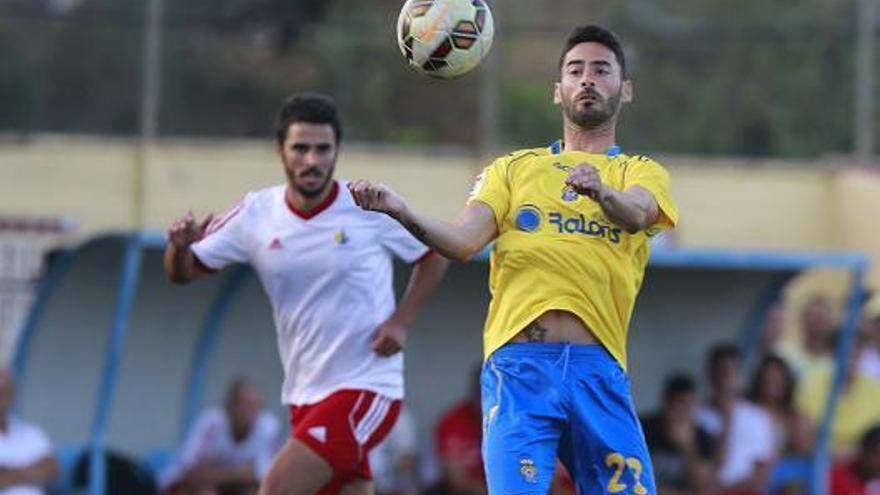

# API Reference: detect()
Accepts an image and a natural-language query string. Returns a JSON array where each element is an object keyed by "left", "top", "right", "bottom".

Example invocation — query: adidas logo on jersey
[{"left": 268, "top": 238, "right": 283, "bottom": 250}]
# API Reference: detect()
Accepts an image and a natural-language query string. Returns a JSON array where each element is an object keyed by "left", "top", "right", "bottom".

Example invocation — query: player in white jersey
[{"left": 164, "top": 93, "right": 449, "bottom": 495}]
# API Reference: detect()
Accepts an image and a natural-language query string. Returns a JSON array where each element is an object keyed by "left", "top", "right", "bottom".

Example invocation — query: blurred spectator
[
  {"left": 698, "top": 344, "right": 775, "bottom": 494},
  {"left": 433, "top": 367, "right": 485, "bottom": 495},
  {"left": 758, "top": 302, "right": 787, "bottom": 357},
  {"left": 858, "top": 294, "right": 880, "bottom": 379},
  {"left": 159, "top": 378, "right": 280, "bottom": 495},
  {"left": 796, "top": 333, "right": 880, "bottom": 458},
  {"left": 641, "top": 373, "right": 715, "bottom": 495},
  {"left": 778, "top": 295, "right": 836, "bottom": 378},
  {"left": 746, "top": 354, "right": 813, "bottom": 457},
  {"left": 829, "top": 424, "right": 880, "bottom": 495},
  {"left": 0, "top": 368, "right": 59, "bottom": 495},
  {"left": 370, "top": 407, "right": 420, "bottom": 495}
]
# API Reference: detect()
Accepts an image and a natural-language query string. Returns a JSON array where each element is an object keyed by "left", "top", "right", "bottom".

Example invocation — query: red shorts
[{"left": 290, "top": 389, "right": 401, "bottom": 492}]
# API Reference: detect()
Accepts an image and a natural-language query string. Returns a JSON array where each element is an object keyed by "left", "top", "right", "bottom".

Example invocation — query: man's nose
[{"left": 305, "top": 150, "right": 322, "bottom": 165}]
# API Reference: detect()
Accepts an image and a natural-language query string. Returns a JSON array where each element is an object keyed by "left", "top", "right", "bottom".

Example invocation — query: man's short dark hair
[
  {"left": 276, "top": 93, "right": 342, "bottom": 145},
  {"left": 707, "top": 343, "right": 741, "bottom": 372},
  {"left": 558, "top": 25, "right": 627, "bottom": 77},
  {"left": 662, "top": 373, "right": 696, "bottom": 403}
]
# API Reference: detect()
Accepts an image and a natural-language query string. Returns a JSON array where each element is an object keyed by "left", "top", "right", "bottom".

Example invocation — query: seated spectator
[
  {"left": 796, "top": 333, "right": 880, "bottom": 458},
  {"left": 370, "top": 407, "right": 420, "bottom": 495},
  {"left": 433, "top": 367, "right": 485, "bottom": 495},
  {"left": 698, "top": 344, "right": 776, "bottom": 494},
  {"left": 830, "top": 424, "right": 880, "bottom": 495},
  {"left": 747, "top": 354, "right": 813, "bottom": 457},
  {"left": 0, "top": 368, "right": 59, "bottom": 495},
  {"left": 641, "top": 373, "right": 715, "bottom": 495},
  {"left": 777, "top": 294, "right": 836, "bottom": 378},
  {"left": 757, "top": 302, "right": 787, "bottom": 358},
  {"left": 159, "top": 377, "right": 280, "bottom": 495}
]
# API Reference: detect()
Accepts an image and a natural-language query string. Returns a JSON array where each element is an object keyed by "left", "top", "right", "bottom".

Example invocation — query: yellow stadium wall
[{"left": 2, "top": 135, "right": 879, "bottom": 287}]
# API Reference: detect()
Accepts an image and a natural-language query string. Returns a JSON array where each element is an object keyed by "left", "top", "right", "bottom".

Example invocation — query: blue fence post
[
  {"left": 88, "top": 237, "right": 145, "bottom": 495},
  {"left": 810, "top": 264, "right": 868, "bottom": 495},
  {"left": 11, "top": 250, "right": 77, "bottom": 399},
  {"left": 179, "top": 264, "right": 249, "bottom": 442}
]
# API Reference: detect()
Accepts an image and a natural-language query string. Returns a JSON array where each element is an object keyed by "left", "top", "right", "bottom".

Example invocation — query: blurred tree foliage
[{"left": 0, "top": 0, "right": 867, "bottom": 158}]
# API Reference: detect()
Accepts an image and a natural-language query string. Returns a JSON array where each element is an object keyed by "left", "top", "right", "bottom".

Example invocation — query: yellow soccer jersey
[{"left": 468, "top": 143, "right": 679, "bottom": 369}]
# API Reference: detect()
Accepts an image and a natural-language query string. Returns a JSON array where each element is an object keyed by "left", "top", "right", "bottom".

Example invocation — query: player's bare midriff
[{"left": 511, "top": 310, "right": 600, "bottom": 344}]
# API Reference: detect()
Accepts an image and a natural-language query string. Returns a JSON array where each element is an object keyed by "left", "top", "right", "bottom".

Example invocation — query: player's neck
[
  {"left": 562, "top": 120, "right": 617, "bottom": 154},
  {"left": 286, "top": 181, "right": 337, "bottom": 214}
]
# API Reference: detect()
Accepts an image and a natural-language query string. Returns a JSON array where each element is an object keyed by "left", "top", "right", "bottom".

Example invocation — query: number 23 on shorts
[{"left": 605, "top": 452, "right": 648, "bottom": 495}]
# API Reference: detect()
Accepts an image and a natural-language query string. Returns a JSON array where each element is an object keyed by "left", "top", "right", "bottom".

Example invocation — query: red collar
[{"left": 285, "top": 181, "right": 339, "bottom": 220}]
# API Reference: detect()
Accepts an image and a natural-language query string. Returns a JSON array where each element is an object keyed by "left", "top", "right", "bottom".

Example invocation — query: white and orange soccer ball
[{"left": 396, "top": 0, "right": 494, "bottom": 79}]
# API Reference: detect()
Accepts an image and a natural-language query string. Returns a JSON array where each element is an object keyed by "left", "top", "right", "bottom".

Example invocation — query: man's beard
[
  {"left": 564, "top": 88, "right": 622, "bottom": 130},
  {"left": 287, "top": 165, "right": 335, "bottom": 199}
]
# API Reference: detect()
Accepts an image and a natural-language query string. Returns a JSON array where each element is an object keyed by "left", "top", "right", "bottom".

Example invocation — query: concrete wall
[{"left": 2, "top": 135, "right": 878, "bottom": 286}]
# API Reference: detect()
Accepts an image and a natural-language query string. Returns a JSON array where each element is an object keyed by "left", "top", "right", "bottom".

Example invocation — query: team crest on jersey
[
  {"left": 519, "top": 459, "right": 538, "bottom": 484},
  {"left": 334, "top": 229, "right": 349, "bottom": 245},
  {"left": 514, "top": 205, "right": 543, "bottom": 233}
]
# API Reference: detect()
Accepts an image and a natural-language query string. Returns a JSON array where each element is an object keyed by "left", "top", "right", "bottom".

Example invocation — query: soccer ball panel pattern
[{"left": 395, "top": 0, "right": 494, "bottom": 79}]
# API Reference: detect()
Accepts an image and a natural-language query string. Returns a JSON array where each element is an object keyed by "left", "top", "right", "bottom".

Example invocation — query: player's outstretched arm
[
  {"left": 163, "top": 211, "right": 213, "bottom": 284},
  {"left": 347, "top": 180, "right": 497, "bottom": 262}
]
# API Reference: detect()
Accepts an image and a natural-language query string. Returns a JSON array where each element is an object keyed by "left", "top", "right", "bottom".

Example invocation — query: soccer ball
[{"left": 396, "top": 0, "right": 494, "bottom": 79}]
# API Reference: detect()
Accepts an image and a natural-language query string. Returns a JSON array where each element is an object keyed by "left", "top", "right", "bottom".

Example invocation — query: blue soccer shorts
[{"left": 481, "top": 342, "right": 655, "bottom": 495}]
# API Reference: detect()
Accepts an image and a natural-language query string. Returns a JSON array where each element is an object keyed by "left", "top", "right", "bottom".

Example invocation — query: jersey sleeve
[
  {"left": 378, "top": 214, "right": 430, "bottom": 263},
  {"left": 467, "top": 156, "right": 512, "bottom": 231},
  {"left": 623, "top": 157, "right": 679, "bottom": 231},
  {"left": 190, "top": 196, "right": 250, "bottom": 270}
]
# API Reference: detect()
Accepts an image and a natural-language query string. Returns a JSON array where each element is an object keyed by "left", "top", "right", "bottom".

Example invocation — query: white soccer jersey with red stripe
[{"left": 191, "top": 181, "right": 429, "bottom": 405}]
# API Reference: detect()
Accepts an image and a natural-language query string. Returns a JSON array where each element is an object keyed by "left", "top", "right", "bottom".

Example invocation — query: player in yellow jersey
[{"left": 350, "top": 25, "right": 678, "bottom": 495}]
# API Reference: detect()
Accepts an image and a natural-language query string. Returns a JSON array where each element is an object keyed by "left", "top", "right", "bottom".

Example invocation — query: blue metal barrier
[
  {"left": 810, "top": 264, "right": 868, "bottom": 495},
  {"left": 12, "top": 250, "right": 77, "bottom": 397},
  {"left": 87, "top": 236, "right": 145, "bottom": 495},
  {"left": 179, "top": 264, "right": 250, "bottom": 442},
  {"left": 10, "top": 232, "right": 872, "bottom": 495}
]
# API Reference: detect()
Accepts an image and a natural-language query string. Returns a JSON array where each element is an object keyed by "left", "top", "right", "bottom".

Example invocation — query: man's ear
[{"left": 621, "top": 79, "right": 633, "bottom": 104}]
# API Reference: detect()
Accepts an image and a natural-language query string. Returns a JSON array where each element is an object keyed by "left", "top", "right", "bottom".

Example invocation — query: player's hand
[
  {"left": 565, "top": 164, "right": 611, "bottom": 203},
  {"left": 347, "top": 180, "right": 406, "bottom": 218},
  {"left": 371, "top": 319, "right": 408, "bottom": 357},
  {"left": 167, "top": 211, "right": 213, "bottom": 249}
]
